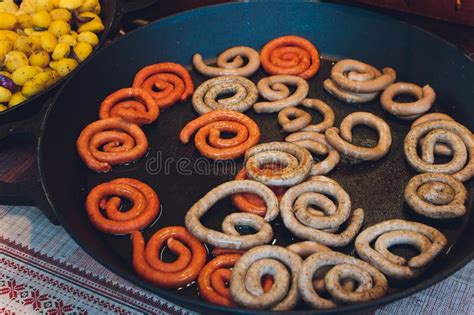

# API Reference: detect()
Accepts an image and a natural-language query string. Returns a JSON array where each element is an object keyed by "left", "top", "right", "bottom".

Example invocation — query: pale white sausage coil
[
  {"left": 380, "top": 82, "right": 436, "bottom": 120},
  {"left": 297, "top": 251, "right": 388, "bottom": 309},
  {"left": 404, "top": 173, "right": 467, "bottom": 219},
  {"left": 323, "top": 59, "right": 396, "bottom": 103},
  {"left": 355, "top": 219, "right": 447, "bottom": 279},
  {"left": 253, "top": 75, "right": 309, "bottom": 113},
  {"left": 230, "top": 245, "right": 303, "bottom": 310},
  {"left": 278, "top": 106, "right": 312, "bottom": 132},
  {"left": 325, "top": 112, "right": 392, "bottom": 161},
  {"left": 331, "top": 59, "right": 396, "bottom": 93},
  {"left": 192, "top": 76, "right": 258, "bottom": 114},
  {"left": 185, "top": 180, "right": 278, "bottom": 250},
  {"left": 411, "top": 113, "right": 456, "bottom": 156},
  {"left": 279, "top": 179, "right": 365, "bottom": 247},
  {"left": 193, "top": 46, "right": 261, "bottom": 77},
  {"left": 404, "top": 119, "right": 474, "bottom": 182},
  {"left": 244, "top": 142, "right": 313, "bottom": 186}
]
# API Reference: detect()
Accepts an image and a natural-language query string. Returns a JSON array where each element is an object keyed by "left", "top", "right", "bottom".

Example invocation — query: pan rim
[{"left": 37, "top": 1, "right": 474, "bottom": 313}]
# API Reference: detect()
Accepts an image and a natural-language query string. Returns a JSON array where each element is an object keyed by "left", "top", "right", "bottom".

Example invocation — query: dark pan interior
[{"left": 38, "top": 2, "right": 474, "bottom": 313}]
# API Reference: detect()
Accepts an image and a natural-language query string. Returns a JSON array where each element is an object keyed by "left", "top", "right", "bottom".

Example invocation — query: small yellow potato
[
  {"left": 9, "top": 92, "right": 27, "bottom": 107},
  {"left": 51, "top": 42, "right": 70, "bottom": 60},
  {"left": 29, "top": 50, "right": 50, "bottom": 67},
  {"left": 33, "top": 69, "right": 58, "bottom": 87},
  {"left": 0, "top": 13, "right": 17, "bottom": 30},
  {"left": 32, "top": 10, "right": 52, "bottom": 29},
  {"left": 76, "top": 12, "right": 103, "bottom": 33},
  {"left": 11, "top": 65, "right": 40, "bottom": 86},
  {"left": 58, "top": 34, "right": 77, "bottom": 47},
  {"left": 73, "top": 41, "right": 92, "bottom": 62},
  {"left": 4, "top": 50, "right": 29, "bottom": 72},
  {"left": 40, "top": 31, "right": 57, "bottom": 53},
  {"left": 58, "top": 0, "right": 83, "bottom": 10},
  {"left": 78, "top": 20, "right": 104, "bottom": 33},
  {"left": 0, "top": 1, "right": 18, "bottom": 14},
  {"left": 22, "top": 80, "right": 43, "bottom": 97},
  {"left": 49, "top": 8, "right": 72, "bottom": 22},
  {"left": 35, "top": 0, "right": 55, "bottom": 11},
  {"left": 78, "top": 0, "right": 98, "bottom": 12},
  {"left": 0, "top": 104, "right": 8, "bottom": 112},
  {"left": 28, "top": 35, "right": 42, "bottom": 50},
  {"left": 0, "top": 30, "right": 18, "bottom": 42},
  {"left": 19, "top": 0, "right": 36, "bottom": 14},
  {"left": 18, "top": 14, "right": 34, "bottom": 29},
  {"left": 70, "top": 30, "right": 78, "bottom": 38},
  {"left": 77, "top": 31, "right": 98, "bottom": 47},
  {"left": 55, "top": 58, "right": 77, "bottom": 76},
  {"left": 14, "top": 36, "right": 36, "bottom": 56},
  {"left": 48, "top": 20, "right": 71, "bottom": 37},
  {"left": 0, "top": 39, "right": 13, "bottom": 52},
  {"left": 0, "top": 39, "right": 13, "bottom": 63},
  {"left": 0, "top": 87, "right": 12, "bottom": 103}
]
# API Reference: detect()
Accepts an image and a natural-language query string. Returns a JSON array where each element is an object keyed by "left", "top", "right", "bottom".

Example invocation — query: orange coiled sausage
[
  {"left": 231, "top": 165, "right": 287, "bottom": 217},
  {"left": 198, "top": 254, "right": 242, "bottom": 307},
  {"left": 85, "top": 178, "right": 159, "bottom": 234},
  {"left": 199, "top": 253, "right": 274, "bottom": 306},
  {"left": 131, "top": 226, "right": 207, "bottom": 289},
  {"left": 260, "top": 36, "right": 320, "bottom": 79},
  {"left": 132, "top": 62, "right": 194, "bottom": 109},
  {"left": 179, "top": 109, "right": 260, "bottom": 160},
  {"left": 99, "top": 87, "right": 159, "bottom": 125},
  {"left": 76, "top": 118, "right": 148, "bottom": 173}
]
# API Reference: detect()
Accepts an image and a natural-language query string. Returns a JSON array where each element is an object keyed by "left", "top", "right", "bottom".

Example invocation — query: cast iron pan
[
  {"left": 0, "top": 0, "right": 157, "bottom": 123},
  {"left": 0, "top": 1, "right": 473, "bottom": 313}
]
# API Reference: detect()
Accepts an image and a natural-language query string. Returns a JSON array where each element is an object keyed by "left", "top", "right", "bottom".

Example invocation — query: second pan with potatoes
[{"left": 0, "top": 2, "right": 472, "bottom": 313}]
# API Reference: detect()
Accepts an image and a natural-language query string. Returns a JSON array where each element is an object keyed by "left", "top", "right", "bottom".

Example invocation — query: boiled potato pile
[{"left": 0, "top": 0, "right": 104, "bottom": 111}]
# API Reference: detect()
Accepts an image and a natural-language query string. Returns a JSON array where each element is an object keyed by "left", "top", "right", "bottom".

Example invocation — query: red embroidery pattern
[
  {"left": 46, "top": 301, "right": 74, "bottom": 315},
  {"left": 0, "top": 262, "right": 85, "bottom": 314},
  {"left": 0, "top": 307, "right": 15, "bottom": 315},
  {"left": 1, "top": 236, "right": 184, "bottom": 314},
  {"left": 22, "top": 289, "right": 49, "bottom": 310},
  {"left": 0, "top": 258, "right": 115, "bottom": 313},
  {"left": 0, "top": 280, "right": 25, "bottom": 300}
]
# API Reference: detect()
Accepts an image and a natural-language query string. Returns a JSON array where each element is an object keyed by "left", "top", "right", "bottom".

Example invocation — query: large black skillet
[
  {"left": 0, "top": 1, "right": 473, "bottom": 313},
  {"left": 0, "top": 0, "right": 157, "bottom": 122}
]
